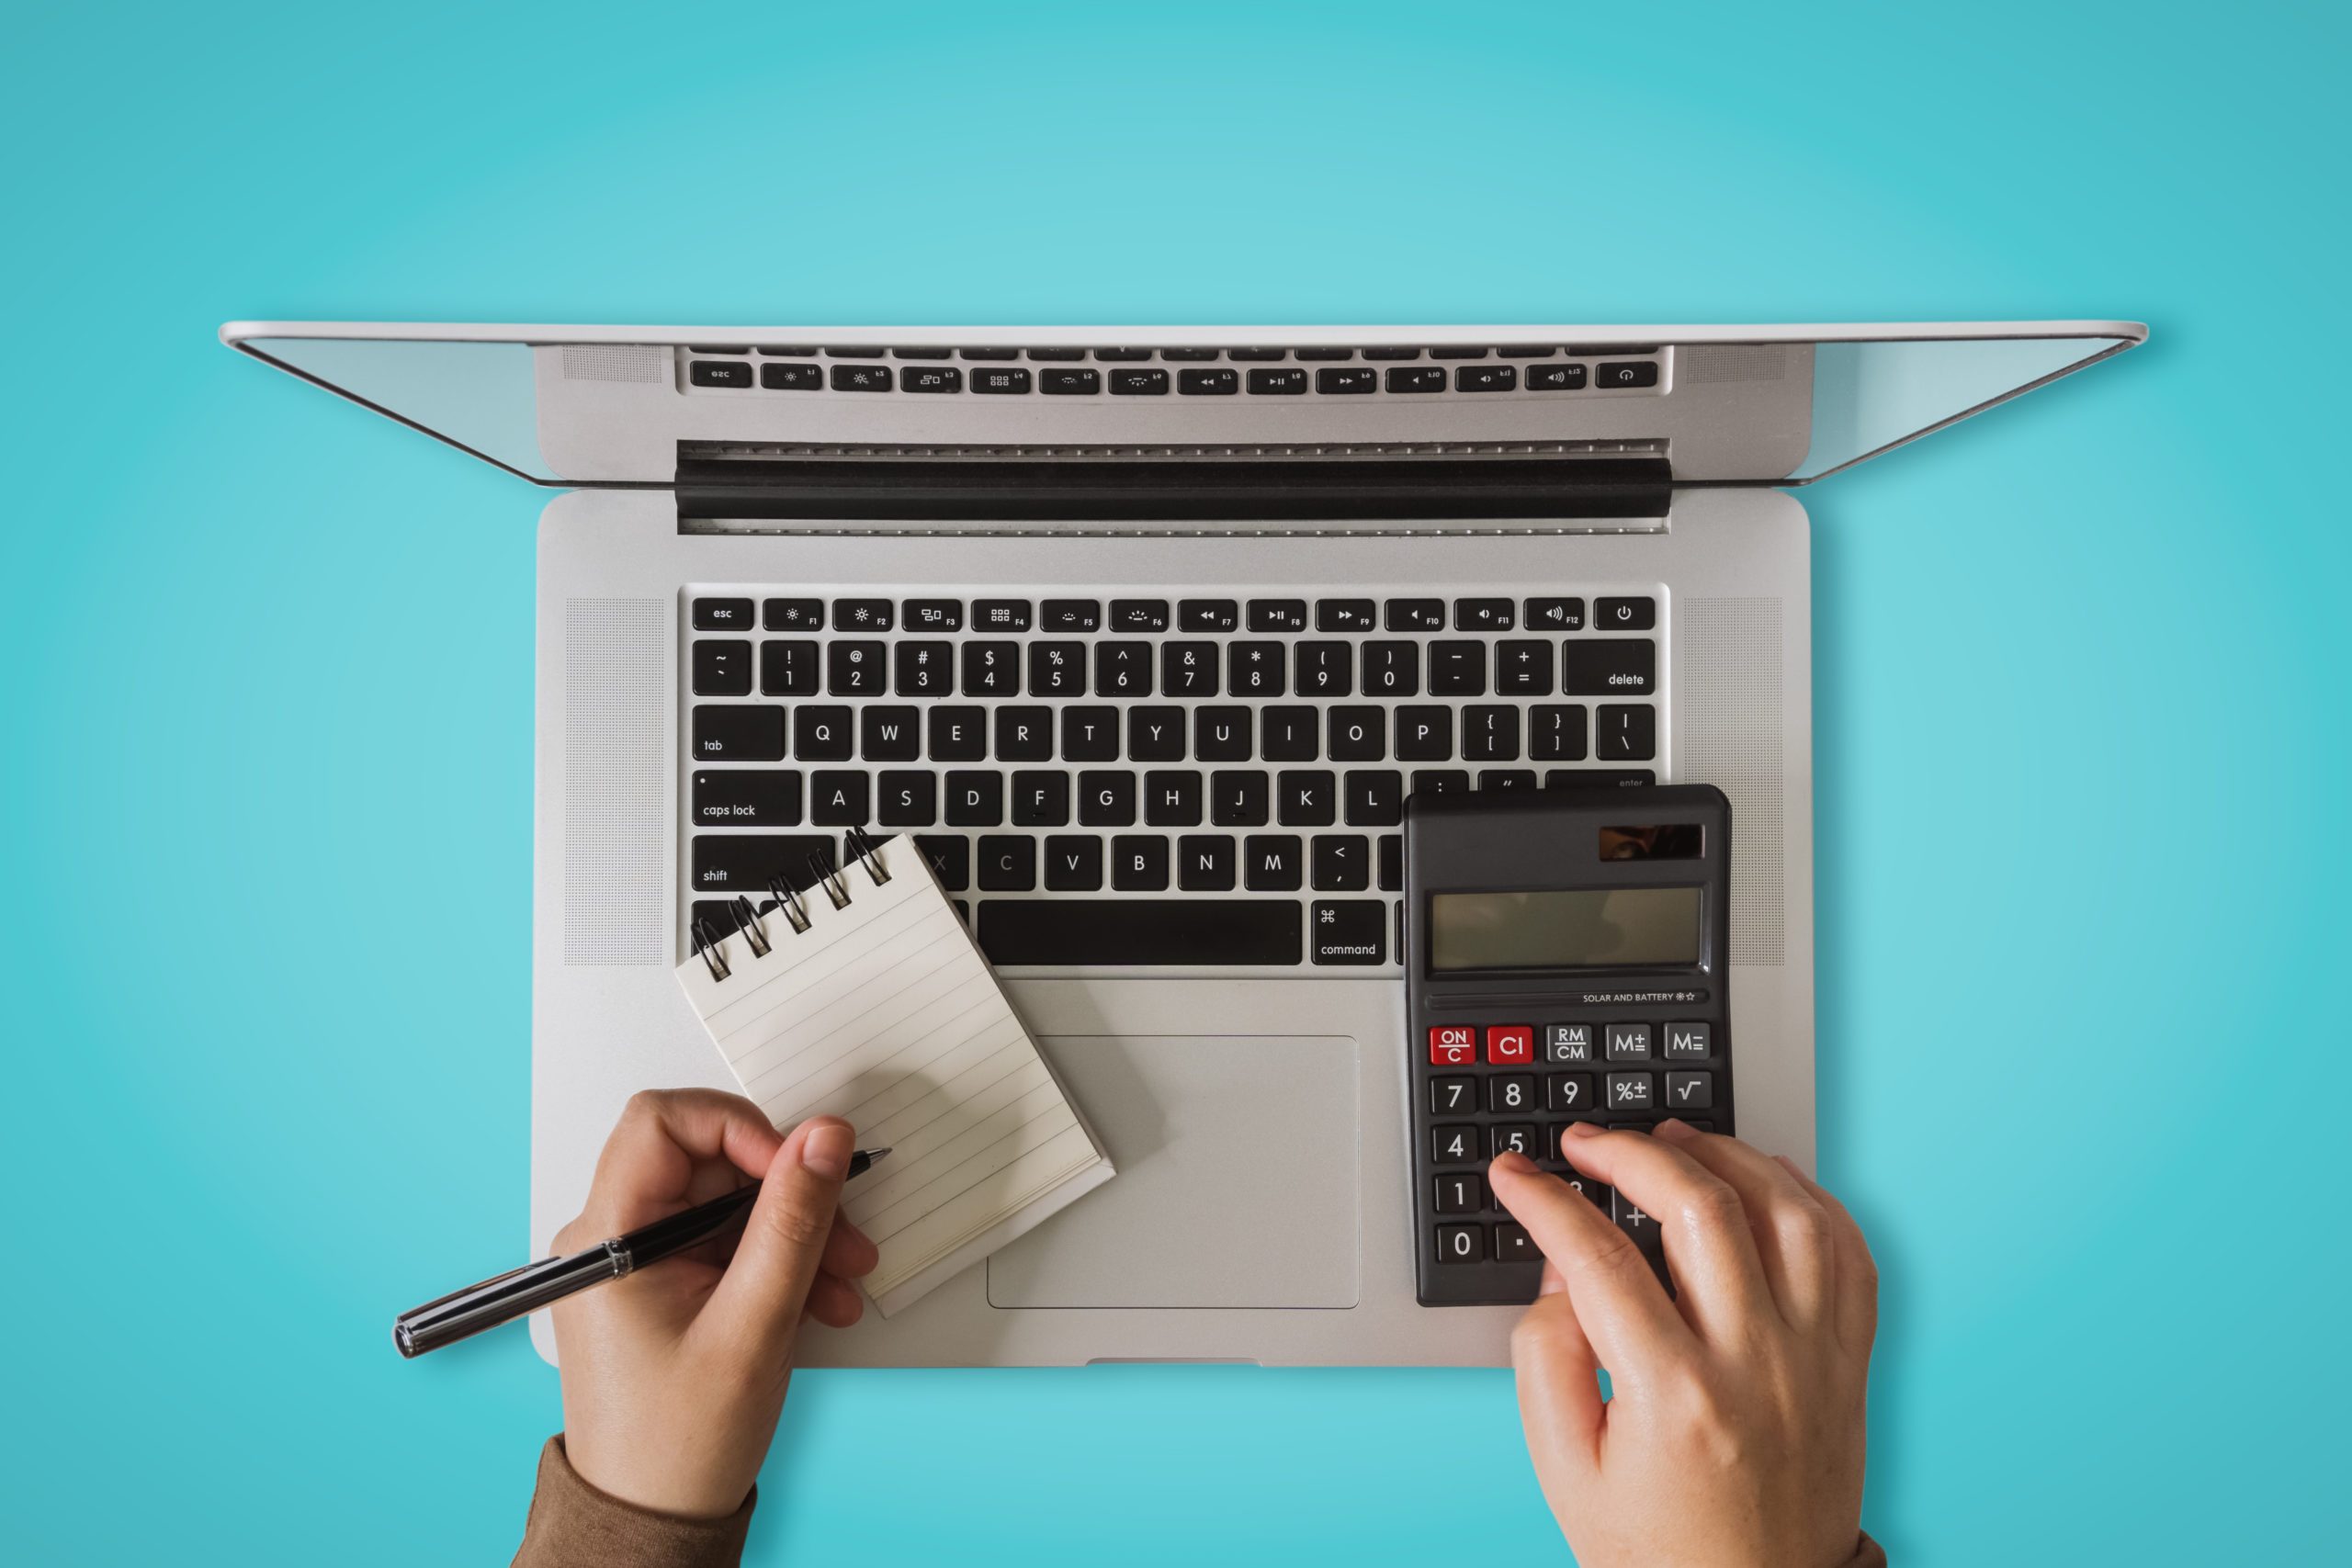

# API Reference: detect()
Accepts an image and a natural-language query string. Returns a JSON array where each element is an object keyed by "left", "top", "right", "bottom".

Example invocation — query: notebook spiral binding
[{"left": 691, "top": 829, "right": 895, "bottom": 983}]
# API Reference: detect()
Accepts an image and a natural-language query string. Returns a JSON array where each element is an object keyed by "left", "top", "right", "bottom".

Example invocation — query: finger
[
  {"left": 706, "top": 1116, "right": 855, "bottom": 1364},
  {"left": 1488, "top": 1151, "right": 1692, "bottom": 1382},
  {"left": 581, "top": 1089, "right": 786, "bottom": 1234},
  {"left": 1552, "top": 1123, "right": 1774, "bottom": 1345},
  {"left": 1510, "top": 1260, "right": 1605, "bottom": 1488},
  {"left": 822, "top": 1213, "right": 881, "bottom": 1280},
  {"left": 1777, "top": 1155, "right": 1881, "bottom": 1355},
  {"left": 802, "top": 1271, "right": 865, "bottom": 1330},
  {"left": 1654, "top": 1120, "right": 1836, "bottom": 1330}
]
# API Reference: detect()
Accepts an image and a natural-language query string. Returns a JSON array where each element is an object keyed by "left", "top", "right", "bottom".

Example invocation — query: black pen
[{"left": 393, "top": 1147, "right": 890, "bottom": 1358}]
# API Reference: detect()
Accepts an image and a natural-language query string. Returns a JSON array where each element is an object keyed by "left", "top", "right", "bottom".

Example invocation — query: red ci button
[
  {"left": 1487, "top": 1026, "right": 1534, "bottom": 1065},
  {"left": 1429, "top": 1026, "right": 1477, "bottom": 1066}
]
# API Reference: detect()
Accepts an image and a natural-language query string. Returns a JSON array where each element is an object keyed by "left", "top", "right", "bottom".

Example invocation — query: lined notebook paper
[{"left": 674, "top": 838, "right": 1114, "bottom": 1316}]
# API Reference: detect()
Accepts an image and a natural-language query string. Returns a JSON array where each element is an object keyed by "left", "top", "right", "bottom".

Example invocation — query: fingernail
[
  {"left": 1491, "top": 1150, "right": 1537, "bottom": 1177},
  {"left": 1565, "top": 1121, "right": 1606, "bottom": 1140},
  {"left": 802, "top": 1121, "right": 853, "bottom": 1179}
]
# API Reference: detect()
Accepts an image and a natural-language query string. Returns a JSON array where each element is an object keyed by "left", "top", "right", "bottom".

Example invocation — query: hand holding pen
[{"left": 407, "top": 1091, "right": 885, "bottom": 1520}]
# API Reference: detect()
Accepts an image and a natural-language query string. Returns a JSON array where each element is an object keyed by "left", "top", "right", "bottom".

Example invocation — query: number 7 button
[{"left": 1429, "top": 1026, "right": 1477, "bottom": 1066}]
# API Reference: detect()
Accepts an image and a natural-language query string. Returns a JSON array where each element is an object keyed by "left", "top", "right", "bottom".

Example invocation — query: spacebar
[{"left": 978, "top": 900, "right": 1303, "bottom": 966}]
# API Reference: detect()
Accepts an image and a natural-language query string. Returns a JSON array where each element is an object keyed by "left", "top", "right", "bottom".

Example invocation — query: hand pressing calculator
[{"left": 1404, "top": 784, "right": 1733, "bottom": 1306}]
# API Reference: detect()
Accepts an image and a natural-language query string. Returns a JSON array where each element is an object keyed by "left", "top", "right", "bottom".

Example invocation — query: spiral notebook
[{"left": 674, "top": 832, "right": 1114, "bottom": 1316}]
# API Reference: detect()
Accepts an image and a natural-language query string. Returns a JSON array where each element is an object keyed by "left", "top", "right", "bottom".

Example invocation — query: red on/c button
[
  {"left": 1487, "top": 1026, "right": 1534, "bottom": 1065},
  {"left": 1429, "top": 1026, "right": 1476, "bottom": 1066}
]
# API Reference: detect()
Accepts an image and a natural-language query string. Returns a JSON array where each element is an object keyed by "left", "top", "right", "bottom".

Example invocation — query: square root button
[{"left": 1487, "top": 1026, "right": 1534, "bottom": 1065}]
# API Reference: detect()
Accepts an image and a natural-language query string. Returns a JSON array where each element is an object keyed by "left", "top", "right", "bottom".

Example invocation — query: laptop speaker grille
[
  {"left": 563, "top": 597, "right": 668, "bottom": 966},
  {"left": 1677, "top": 596, "right": 1785, "bottom": 966}
]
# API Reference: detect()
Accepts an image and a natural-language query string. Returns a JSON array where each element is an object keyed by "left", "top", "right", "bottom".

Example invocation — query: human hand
[
  {"left": 548, "top": 1089, "right": 880, "bottom": 1518},
  {"left": 1489, "top": 1120, "right": 1878, "bottom": 1568}
]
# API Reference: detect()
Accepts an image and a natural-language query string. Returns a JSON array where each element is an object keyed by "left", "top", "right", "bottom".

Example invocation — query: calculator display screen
[{"left": 1428, "top": 886, "right": 1702, "bottom": 971}]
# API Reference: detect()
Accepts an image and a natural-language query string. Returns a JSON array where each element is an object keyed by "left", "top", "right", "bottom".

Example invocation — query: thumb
[{"left": 706, "top": 1117, "right": 855, "bottom": 1361}]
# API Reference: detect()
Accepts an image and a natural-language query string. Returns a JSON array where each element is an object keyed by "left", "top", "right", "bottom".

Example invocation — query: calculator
[{"left": 1403, "top": 784, "right": 1734, "bottom": 1306}]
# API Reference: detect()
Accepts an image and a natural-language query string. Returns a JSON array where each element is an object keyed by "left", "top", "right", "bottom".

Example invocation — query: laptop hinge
[{"left": 673, "top": 454, "right": 1672, "bottom": 527}]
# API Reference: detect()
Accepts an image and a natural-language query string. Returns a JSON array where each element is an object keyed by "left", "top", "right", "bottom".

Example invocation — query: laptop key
[
  {"left": 1243, "top": 835, "right": 1303, "bottom": 890},
  {"left": 1312, "top": 835, "right": 1371, "bottom": 891},
  {"left": 808, "top": 771, "right": 869, "bottom": 825},
  {"left": 876, "top": 771, "right": 936, "bottom": 827},
  {"left": 691, "top": 833, "right": 835, "bottom": 894},
  {"left": 1479, "top": 769, "right": 1538, "bottom": 790},
  {"left": 995, "top": 707, "right": 1051, "bottom": 761},
  {"left": 1531, "top": 704, "right": 1589, "bottom": 761},
  {"left": 1229, "top": 641, "right": 1286, "bottom": 696},
  {"left": 1597, "top": 705, "right": 1657, "bottom": 761},
  {"left": 1061, "top": 705, "right": 1121, "bottom": 761},
  {"left": 858, "top": 705, "right": 921, "bottom": 761},
  {"left": 1385, "top": 599, "right": 1445, "bottom": 631},
  {"left": 1596, "top": 596, "right": 1657, "bottom": 630},
  {"left": 792, "top": 706, "right": 852, "bottom": 761},
  {"left": 961, "top": 640, "right": 1019, "bottom": 695},
  {"left": 1429, "top": 642, "right": 1487, "bottom": 696},
  {"left": 929, "top": 705, "right": 988, "bottom": 761},
  {"left": 1177, "top": 834, "right": 1237, "bottom": 890},
  {"left": 978, "top": 899, "right": 1302, "bottom": 966},
  {"left": 1317, "top": 367, "right": 1377, "bottom": 393},
  {"left": 1041, "top": 367, "right": 1101, "bottom": 395},
  {"left": 893, "top": 641, "right": 953, "bottom": 696},
  {"left": 1453, "top": 598, "right": 1514, "bottom": 632},
  {"left": 826, "top": 640, "right": 886, "bottom": 695},
  {"left": 1079, "top": 771, "right": 1138, "bottom": 826},
  {"left": 1280, "top": 771, "right": 1337, "bottom": 826},
  {"left": 1110, "top": 367, "right": 1170, "bottom": 396},
  {"left": 1247, "top": 599, "right": 1308, "bottom": 633},
  {"left": 1044, "top": 835, "right": 1104, "bottom": 891},
  {"left": 1295, "top": 642, "right": 1352, "bottom": 697},
  {"left": 971, "top": 367, "right": 1033, "bottom": 394},
  {"left": 1386, "top": 366, "right": 1447, "bottom": 393},
  {"left": 1378, "top": 832, "right": 1403, "bottom": 891},
  {"left": 1196, "top": 706, "right": 1253, "bottom": 761},
  {"left": 1178, "top": 599, "right": 1239, "bottom": 633},
  {"left": 1261, "top": 705, "right": 1319, "bottom": 761},
  {"left": 693, "top": 705, "right": 784, "bottom": 761},
  {"left": 1526, "top": 596, "right": 1585, "bottom": 631},
  {"left": 1363, "top": 641, "right": 1419, "bottom": 697},
  {"left": 835, "top": 598, "right": 894, "bottom": 631},
  {"left": 1210, "top": 769, "right": 1272, "bottom": 827},
  {"left": 1411, "top": 768, "right": 1471, "bottom": 797},
  {"left": 1310, "top": 898, "right": 1385, "bottom": 964},
  {"left": 1041, "top": 599, "right": 1100, "bottom": 633},
  {"left": 1464, "top": 705, "right": 1521, "bottom": 761},
  {"left": 1096, "top": 641, "right": 1153, "bottom": 696},
  {"left": 972, "top": 598, "right": 1033, "bottom": 632},
  {"left": 1496, "top": 639, "right": 1555, "bottom": 695},
  {"left": 1128, "top": 706, "right": 1186, "bottom": 761},
  {"left": 1315, "top": 599, "right": 1377, "bottom": 633},
  {"left": 762, "top": 598, "right": 824, "bottom": 631},
  {"left": 690, "top": 360, "right": 752, "bottom": 388},
  {"left": 1329, "top": 706, "right": 1385, "bottom": 761},
  {"left": 1560, "top": 639, "right": 1655, "bottom": 695},
  {"left": 1178, "top": 367, "right": 1239, "bottom": 395},
  {"left": 1145, "top": 770, "right": 1204, "bottom": 827},
  {"left": 760, "top": 639, "right": 818, "bottom": 696},
  {"left": 1012, "top": 771, "right": 1070, "bottom": 827},
  {"left": 978, "top": 836, "right": 1036, "bottom": 891},
  {"left": 1344, "top": 769, "right": 1404, "bottom": 827},
  {"left": 1029, "top": 641, "right": 1087, "bottom": 695},
  {"left": 1395, "top": 706, "right": 1454, "bottom": 761},
  {"left": 914, "top": 834, "right": 970, "bottom": 891},
  {"left": 1162, "top": 642, "right": 1219, "bottom": 697},
  {"left": 1110, "top": 599, "right": 1170, "bottom": 633},
  {"left": 1529, "top": 363, "right": 1589, "bottom": 391},
  {"left": 902, "top": 599, "right": 963, "bottom": 632},
  {"left": 1248, "top": 367, "right": 1308, "bottom": 394},
  {"left": 692, "top": 598, "right": 753, "bottom": 631},
  {"left": 693, "top": 770, "right": 802, "bottom": 828},
  {"left": 1112, "top": 836, "right": 1171, "bottom": 890},
  {"left": 944, "top": 772, "right": 1005, "bottom": 826},
  {"left": 692, "top": 640, "right": 752, "bottom": 696}
]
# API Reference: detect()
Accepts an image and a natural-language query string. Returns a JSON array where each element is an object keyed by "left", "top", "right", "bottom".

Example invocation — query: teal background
[{"left": 5, "top": 3, "right": 2345, "bottom": 1562}]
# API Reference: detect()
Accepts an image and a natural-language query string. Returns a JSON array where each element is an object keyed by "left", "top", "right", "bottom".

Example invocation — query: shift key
[{"left": 692, "top": 834, "right": 835, "bottom": 894}]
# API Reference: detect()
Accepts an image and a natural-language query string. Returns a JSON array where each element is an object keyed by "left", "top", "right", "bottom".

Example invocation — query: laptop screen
[{"left": 220, "top": 322, "right": 2142, "bottom": 492}]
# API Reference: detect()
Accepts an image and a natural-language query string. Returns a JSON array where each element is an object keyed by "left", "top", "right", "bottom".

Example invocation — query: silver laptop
[{"left": 223, "top": 320, "right": 2143, "bottom": 1366}]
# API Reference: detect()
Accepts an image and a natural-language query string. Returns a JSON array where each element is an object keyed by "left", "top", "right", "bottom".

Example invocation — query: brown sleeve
[
  {"left": 1844, "top": 1530, "right": 1888, "bottom": 1568},
  {"left": 513, "top": 1437, "right": 754, "bottom": 1568}
]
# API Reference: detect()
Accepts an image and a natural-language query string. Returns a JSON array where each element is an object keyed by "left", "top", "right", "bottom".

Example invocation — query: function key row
[
  {"left": 689, "top": 357, "right": 1662, "bottom": 396},
  {"left": 702, "top": 345, "right": 1659, "bottom": 363},
  {"left": 697, "top": 595, "right": 1655, "bottom": 635}
]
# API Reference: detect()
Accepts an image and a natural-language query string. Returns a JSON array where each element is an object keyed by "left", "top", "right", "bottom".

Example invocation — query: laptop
[{"left": 223, "top": 320, "right": 2143, "bottom": 1365}]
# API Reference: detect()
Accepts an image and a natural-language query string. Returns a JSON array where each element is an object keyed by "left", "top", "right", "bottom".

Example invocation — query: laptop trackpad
[{"left": 987, "top": 1035, "right": 1360, "bottom": 1310}]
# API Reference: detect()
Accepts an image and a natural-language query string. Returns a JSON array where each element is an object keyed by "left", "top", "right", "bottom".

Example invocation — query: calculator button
[
  {"left": 1606, "top": 1072, "right": 1656, "bottom": 1112},
  {"left": 1435, "top": 1224, "right": 1485, "bottom": 1264},
  {"left": 1429, "top": 1025, "right": 1477, "bottom": 1066},
  {"left": 1560, "top": 1171, "right": 1613, "bottom": 1212},
  {"left": 1665, "top": 1071, "right": 1713, "bottom": 1111},
  {"left": 1663, "top": 1021, "right": 1713, "bottom": 1058},
  {"left": 1487, "top": 1025, "right": 1534, "bottom": 1065},
  {"left": 1604, "top": 1023, "right": 1654, "bottom": 1061},
  {"left": 1431, "top": 1124, "right": 1479, "bottom": 1165},
  {"left": 1545, "top": 1023, "right": 1597, "bottom": 1063},
  {"left": 1487, "top": 1075, "right": 1537, "bottom": 1114},
  {"left": 1433, "top": 1173, "right": 1486, "bottom": 1214},
  {"left": 1489, "top": 1124, "right": 1539, "bottom": 1159},
  {"left": 1430, "top": 1077, "right": 1477, "bottom": 1115},
  {"left": 1546, "top": 1073, "right": 1594, "bottom": 1113},
  {"left": 1493, "top": 1224, "right": 1540, "bottom": 1264},
  {"left": 1612, "top": 1194, "right": 1670, "bottom": 1287}
]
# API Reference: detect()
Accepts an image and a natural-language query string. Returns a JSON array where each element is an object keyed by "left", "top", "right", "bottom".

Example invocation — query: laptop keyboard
[{"left": 684, "top": 588, "right": 1662, "bottom": 968}]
